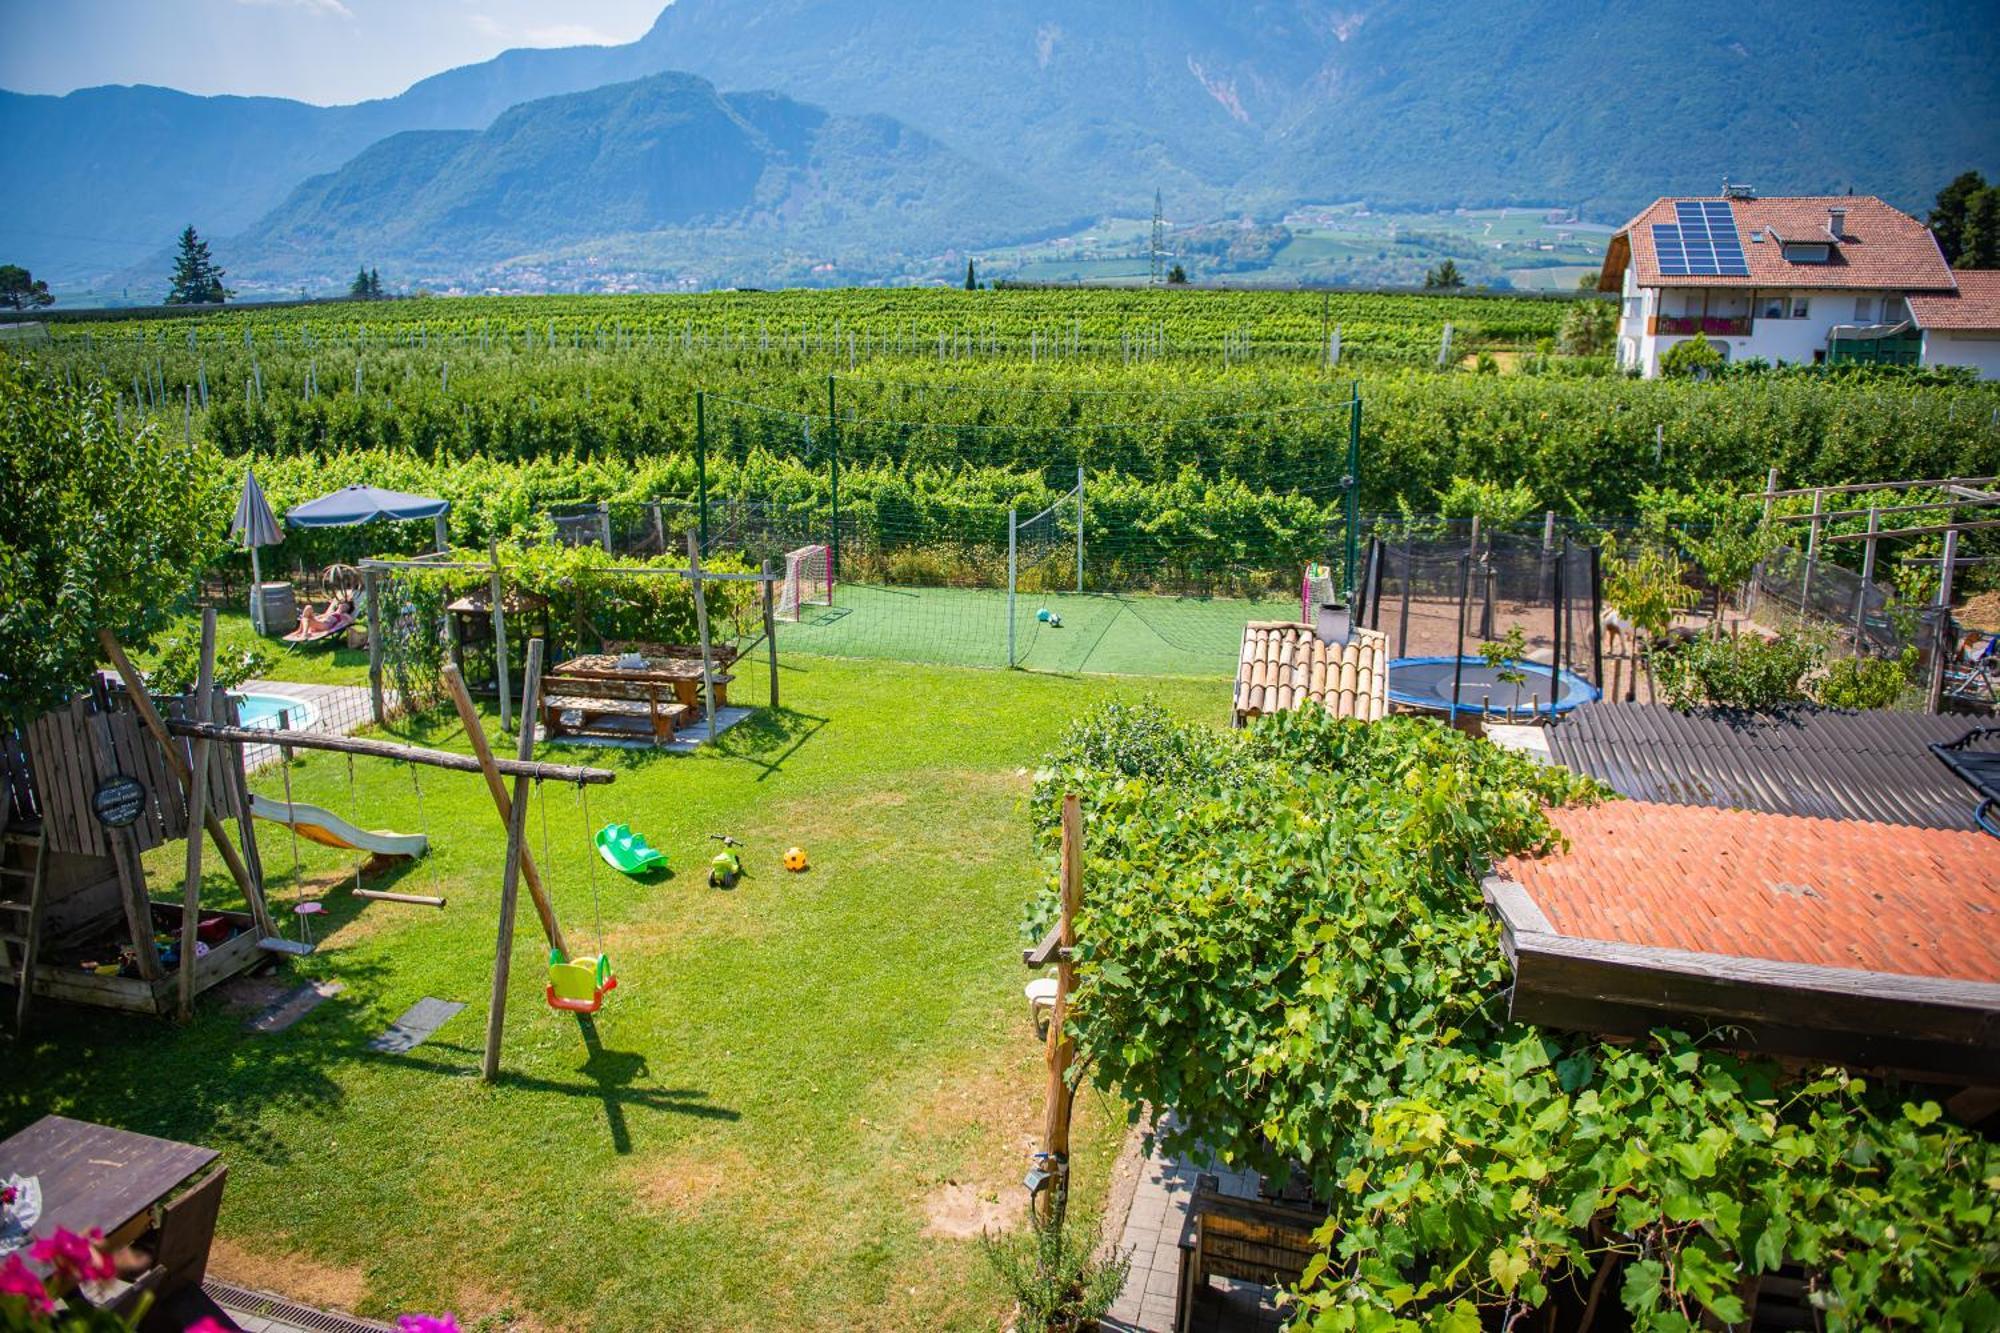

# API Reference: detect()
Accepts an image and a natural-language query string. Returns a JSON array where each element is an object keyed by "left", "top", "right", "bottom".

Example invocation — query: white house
[{"left": 1597, "top": 191, "right": 2000, "bottom": 377}]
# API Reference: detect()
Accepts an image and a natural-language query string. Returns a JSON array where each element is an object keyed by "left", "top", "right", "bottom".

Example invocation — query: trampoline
[{"left": 1387, "top": 656, "right": 1600, "bottom": 719}]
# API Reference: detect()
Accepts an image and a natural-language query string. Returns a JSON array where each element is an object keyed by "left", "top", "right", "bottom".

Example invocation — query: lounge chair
[
  {"left": 282, "top": 596, "right": 355, "bottom": 647},
  {"left": 1942, "top": 631, "right": 1999, "bottom": 708}
]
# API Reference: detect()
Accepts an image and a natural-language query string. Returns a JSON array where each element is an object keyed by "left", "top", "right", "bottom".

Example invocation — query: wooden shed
[
  {"left": 2, "top": 677, "right": 274, "bottom": 1021},
  {"left": 1233, "top": 622, "right": 1389, "bottom": 726}
]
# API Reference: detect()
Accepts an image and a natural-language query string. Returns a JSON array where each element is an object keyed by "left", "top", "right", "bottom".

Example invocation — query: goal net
[{"left": 777, "top": 544, "right": 834, "bottom": 621}]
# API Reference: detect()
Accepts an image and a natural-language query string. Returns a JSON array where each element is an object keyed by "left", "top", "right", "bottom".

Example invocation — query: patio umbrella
[
  {"left": 287, "top": 483, "right": 451, "bottom": 550},
  {"left": 230, "top": 468, "right": 283, "bottom": 632}
]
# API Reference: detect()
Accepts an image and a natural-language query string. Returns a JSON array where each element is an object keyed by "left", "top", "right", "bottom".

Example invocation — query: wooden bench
[
  {"left": 540, "top": 674, "right": 691, "bottom": 745},
  {"left": 1175, "top": 1173, "right": 1324, "bottom": 1333}
]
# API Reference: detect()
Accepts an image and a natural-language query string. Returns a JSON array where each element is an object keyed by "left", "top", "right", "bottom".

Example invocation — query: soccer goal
[{"left": 777, "top": 543, "right": 834, "bottom": 621}]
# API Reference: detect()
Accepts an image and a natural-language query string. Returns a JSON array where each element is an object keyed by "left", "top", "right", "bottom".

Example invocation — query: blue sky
[{"left": 0, "top": 0, "right": 667, "bottom": 105}]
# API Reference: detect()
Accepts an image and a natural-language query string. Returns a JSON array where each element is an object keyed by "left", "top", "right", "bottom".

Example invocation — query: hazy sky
[{"left": 0, "top": 0, "right": 668, "bottom": 105}]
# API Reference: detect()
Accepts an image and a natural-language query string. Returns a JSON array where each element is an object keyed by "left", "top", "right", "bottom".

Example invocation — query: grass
[
  {"left": 7, "top": 655, "right": 1220, "bottom": 1331},
  {"left": 136, "top": 608, "right": 374, "bottom": 690}
]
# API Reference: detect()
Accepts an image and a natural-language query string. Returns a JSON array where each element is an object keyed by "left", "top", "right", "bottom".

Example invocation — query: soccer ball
[{"left": 783, "top": 846, "right": 809, "bottom": 873}]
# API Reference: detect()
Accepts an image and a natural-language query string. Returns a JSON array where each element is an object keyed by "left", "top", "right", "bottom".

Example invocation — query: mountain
[
  {"left": 6, "top": 1, "right": 1997, "bottom": 290},
  {"left": 220, "top": 73, "right": 1069, "bottom": 290}
]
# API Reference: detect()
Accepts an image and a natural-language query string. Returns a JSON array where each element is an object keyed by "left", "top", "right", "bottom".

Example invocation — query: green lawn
[{"left": 7, "top": 657, "right": 1221, "bottom": 1331}]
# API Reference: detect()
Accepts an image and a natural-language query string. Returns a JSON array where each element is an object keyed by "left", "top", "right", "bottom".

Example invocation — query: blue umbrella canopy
[
  {"left": 230, "top": 468, "right": 282, "bottom": 549},
  {"left": 287, "top": 483, "right": 449, "bottom": 528}
]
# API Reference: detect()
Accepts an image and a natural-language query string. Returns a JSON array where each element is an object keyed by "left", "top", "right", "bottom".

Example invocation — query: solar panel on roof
[{"left": 1654, "top": 202, "right": 1749, "bottom": 277}]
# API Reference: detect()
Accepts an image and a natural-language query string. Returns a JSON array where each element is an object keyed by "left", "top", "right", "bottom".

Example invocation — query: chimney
[{"left": 1827, "top": 207, "right": 1847, "bottom": 240}]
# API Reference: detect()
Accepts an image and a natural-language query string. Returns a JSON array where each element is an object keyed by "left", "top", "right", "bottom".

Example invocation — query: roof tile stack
[{"left": 1234, "top": 621, "right": 1388, "bottom": 724}]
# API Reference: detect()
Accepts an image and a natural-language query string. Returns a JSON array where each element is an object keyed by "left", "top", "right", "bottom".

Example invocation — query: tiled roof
[
  {"left": 1234, "top": 622, "right": 1387, "bottom": 723},
  {"left": 1605, "top": 195, "right": 1955, "bottom": 291},
  {"left": 1496, "top": 802, "right": 2000, "bottom": 983},
  {"left": 1544, "top": 704, "right": 2000, "bottom": 832},
  {"left": 1908, "top": 270, "right": 2000, "bottom": 330}
]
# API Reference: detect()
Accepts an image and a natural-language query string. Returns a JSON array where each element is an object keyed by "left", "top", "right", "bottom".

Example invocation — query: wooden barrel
[{"left": 258, "top": 582, "right": 298, "bottom": 634}]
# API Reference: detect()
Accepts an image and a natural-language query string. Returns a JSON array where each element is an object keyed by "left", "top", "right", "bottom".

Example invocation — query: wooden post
[
  {"left": 483, "top": 639, "right": 543, "bottom": 1082},
  {"left": 687, "top": 533, "right": 717, "bottom": 742},
  {"left": 1855, "top": 506, "right": 1880, "bottom": 650},
  {"left": 489, "top": 543, "right": 512, "bottom": 733},
  {"left": 97, "top": 631, "right": 264, "bottom": 916},
  {"left": 762, "top": 558, "right": 779, "bottom": 708},
  {"left": 79, "top": 696, "right": 161, "bottom": 985},
  {"left": 177, "top": 609, "right": 218, "bottom": 1023},
  {"left": 1927, "top": 527, "right": 1961, "bottom": 714},
  {"left": 1039, "top": 793, "right": 1084, "bottom": 1226},
  {"left": 650, "top": 501, "right": 666, "bottom": 555},
  {"left": 433, "top": 512, "right": 449, "bottom": 553},
  {"left": 1801, "top": 489, "right": 1824, "bottom": 616},
  {"left": 442, "top": 662, "right": 567, "bottom": 958},
  {"left": 364, "top": 568, "right": 387, "bottom": 725}
]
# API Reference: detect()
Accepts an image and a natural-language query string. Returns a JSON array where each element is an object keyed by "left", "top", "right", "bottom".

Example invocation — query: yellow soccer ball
[{"left": 783, "top": 846, "right": 809, "bottom": 873}]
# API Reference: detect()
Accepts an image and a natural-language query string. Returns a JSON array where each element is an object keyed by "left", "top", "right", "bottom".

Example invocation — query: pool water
[{"left": 233, "top": 691, "right": 316, "bottom": 730}]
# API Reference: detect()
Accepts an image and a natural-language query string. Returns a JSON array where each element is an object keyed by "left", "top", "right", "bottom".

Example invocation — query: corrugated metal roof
[{"left": 1545, "top": 704, "right": 2000, "bottom": 831}]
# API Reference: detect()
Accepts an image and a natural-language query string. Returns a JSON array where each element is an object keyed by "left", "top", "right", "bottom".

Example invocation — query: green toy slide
[{"left": 594, "top": 823, "right": 668, "bottom": 875}]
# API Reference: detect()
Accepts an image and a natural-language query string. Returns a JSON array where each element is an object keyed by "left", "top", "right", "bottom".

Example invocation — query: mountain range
[{"left": 5, "top": 0, "right": 1997, "bottom": 294}]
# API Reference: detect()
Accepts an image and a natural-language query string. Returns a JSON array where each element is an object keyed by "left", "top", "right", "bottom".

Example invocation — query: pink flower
[
  {"left": 185, "top": 1317, "right": 236, "bottom": 1333},
  {"left": 396, "top": 1316, "right": 462, "bottom": 1333},
  {"left": 1, "top": 1184, "right": 17, "bottom": 1205},
  {"left": 29, "top": 1226, "right": 117, "bottom": 1283},
  {"left": 0, "top": 1253, "right": 55, "bottom": 1315}
]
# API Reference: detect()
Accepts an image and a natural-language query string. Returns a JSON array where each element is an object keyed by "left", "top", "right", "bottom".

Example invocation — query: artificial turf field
[
  {"left": 778, "top": 581, "right": 1302, "bottom": 675},
  {"left": 7, "top": 654, "right": 1223, "bottom": 1332}
]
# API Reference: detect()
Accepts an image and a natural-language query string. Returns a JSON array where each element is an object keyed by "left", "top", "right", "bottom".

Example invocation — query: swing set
[{"left": 159, "top": 626, "right": 623, "bottom": 1079}]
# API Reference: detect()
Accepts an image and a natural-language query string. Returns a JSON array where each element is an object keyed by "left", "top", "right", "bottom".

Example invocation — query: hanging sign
[{"left": 91, "top": 775, "right": 147, "bottom": 829}]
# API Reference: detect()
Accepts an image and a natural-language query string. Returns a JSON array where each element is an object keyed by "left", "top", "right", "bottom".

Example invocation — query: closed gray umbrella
[{"left": 231, "top": 468, "right": 283, "bottom": 631}]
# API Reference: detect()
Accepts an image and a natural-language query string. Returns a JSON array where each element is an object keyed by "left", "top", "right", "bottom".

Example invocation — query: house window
[
  {"left": 1855, "top": 296, "right": 1876, "bottom": 323},
  {"left": 1759, "top": 293, "right": 1787, "bottom": 319},
  {"left": 1881, "top": 296, "right": 1906, "bottom": 324},
  {"left": 1623, "top": 296, "right": 1640, "bottom": 321},
  {"left": 1791, "top": 297, "right": 1811, "bottom": 319}
]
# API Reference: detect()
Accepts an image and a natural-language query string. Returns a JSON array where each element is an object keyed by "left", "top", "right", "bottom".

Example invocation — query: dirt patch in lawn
[
  {"left": 209, "top": 1235, "right": 369, "bottom": 1312},
  {"left": 623, "top": 1143, "right": 751, "bottom": 1215},
  {"left": 921, "top": 1179, "right": 1019, "bottom": 1239}
]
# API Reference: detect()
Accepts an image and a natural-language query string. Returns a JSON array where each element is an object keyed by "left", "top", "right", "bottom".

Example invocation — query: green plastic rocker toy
[
  {"left": 546, "top": 949, "right": 617, "bottom": 1014},
  {"left": 594, "top": 822, "right": 668, "bottom": 875}
]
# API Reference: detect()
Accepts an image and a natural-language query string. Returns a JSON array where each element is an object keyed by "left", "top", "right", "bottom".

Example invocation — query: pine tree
[
  {"left": 165, "top": 226, "right": 227, "bottom": 305},
  {"left": 369, "top": 267, "right": 383, "bottom": 298},
  {"left": 0, "top": 264, "right": 54, "bottom": 310},
  {"left": 964, "top": 259, "right": 977, "bottom": 291},
  {"left": 1929, "top": 171, "right": 1987, "bottom": 266},
  {"left": 1424, "top": 259, "right": 1466, "bottom": 289},
  {"left": 1961, "top": 188, "right": 2000, "bottom": 270},
  {"left": 350, "top": 267, "right": 372, "bottom": 299}
]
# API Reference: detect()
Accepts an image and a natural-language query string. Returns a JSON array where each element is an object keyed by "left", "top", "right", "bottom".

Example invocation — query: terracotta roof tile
[
  {"left": 1609, "top": 195, "right": 1955, "bottom": 291},
  {"left": 1497, "top": 802, "right": 2000, "bottom": 983},
  {"left": 1234, "top": 621, "right": 1387, "bottom": 723},
  {"left": 1908, "top": 270, "right": 2000, "bottom": 330}
]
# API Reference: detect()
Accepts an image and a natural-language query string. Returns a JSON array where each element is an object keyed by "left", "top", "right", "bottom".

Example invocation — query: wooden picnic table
[
  {"left": 555, "top": 650, "right": 734, "bottom": 712},
  {"left": 0, "top": 1115, "right": 218, "bottom": 1278}
]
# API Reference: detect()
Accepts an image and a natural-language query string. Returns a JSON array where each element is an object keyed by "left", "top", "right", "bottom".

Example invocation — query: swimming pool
[{"left": 232, "top": 691, "right": 316, "bottom": 730}]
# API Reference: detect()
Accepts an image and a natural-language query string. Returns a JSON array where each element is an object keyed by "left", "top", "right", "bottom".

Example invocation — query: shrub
[
  {"left": 1654, "top": 628, "right": 1824, "bottom": 710},
  {"left": 0, "top": 360, "right": 229, "bottom": 724},
  {"left": 1815, "top": 647, "right": 1921, "bottom": 710},
  {"left": 980, "top": 1202, "right": 1130, "bottom": 1333},
  {"left": 1659, "top": 333, "right": 1725, "bottom": 378}
]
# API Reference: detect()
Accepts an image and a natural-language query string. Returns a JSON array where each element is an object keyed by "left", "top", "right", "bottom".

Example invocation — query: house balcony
[{"left": 1649, "top": 315, "right": 1753, "bottom": 337}]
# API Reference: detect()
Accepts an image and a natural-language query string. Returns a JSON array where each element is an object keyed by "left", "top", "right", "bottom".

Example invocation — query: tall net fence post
[
  {"left": 1008, "top": 507, "right": 1019, "bottom": 669},
  {"left": 1075, "top": 465, "right": 1085, "bottom": 594}
]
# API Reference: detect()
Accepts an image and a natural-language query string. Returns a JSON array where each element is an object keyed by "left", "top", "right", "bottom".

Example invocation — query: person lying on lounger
[{"left": 286, "top": 593, "right": 356, "bottom": 643}]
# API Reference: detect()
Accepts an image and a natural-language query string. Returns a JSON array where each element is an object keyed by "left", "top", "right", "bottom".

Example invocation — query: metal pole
[
  {"left": 1589, "top": 545, "right": 1604, "bottom": 691},
  {"left": 434, "top": 512, "right": 449, "bottom": 554},
  {"left": 695, "top": 390, "right": 709, "bottom": 552},
  {"left": 1075, "top": 465, "right": 1084, "bottom": 594},
  {"left": 489, "top": 542, "right": 511, "bottom": 733},
  {"left": 688, "top": 532, "right": 717, "bottom": 741},
  {"left": 1450, "top": 554, "right": 1471, "bottom": 724},
  {"left": 827, "top": 375, "right": 841, "bottom": 578},
  {"left": 1007, "top": 507, "right": 1019, "bottom": 668},
  {"left": 1344, "top": 385, "right": 1361, "bottom": 598},
  {"left": 249, "top": 544, "right": 263, "bottom": 634},
  {"left": 763, "top": 558, "right": 779, "bottom": 708},
  {"left": 597, "top": 501, "right": 612, "bottom": 552}
]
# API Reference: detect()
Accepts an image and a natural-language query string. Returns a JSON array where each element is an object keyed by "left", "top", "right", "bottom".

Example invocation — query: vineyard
[{"left": 13, "top": 288, "right": 2000, "bottom": 670}]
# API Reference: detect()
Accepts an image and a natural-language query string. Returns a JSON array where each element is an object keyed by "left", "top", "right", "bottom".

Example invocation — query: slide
[{"left": 248, "top": 793, "right": 429, "bottom": 859}]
